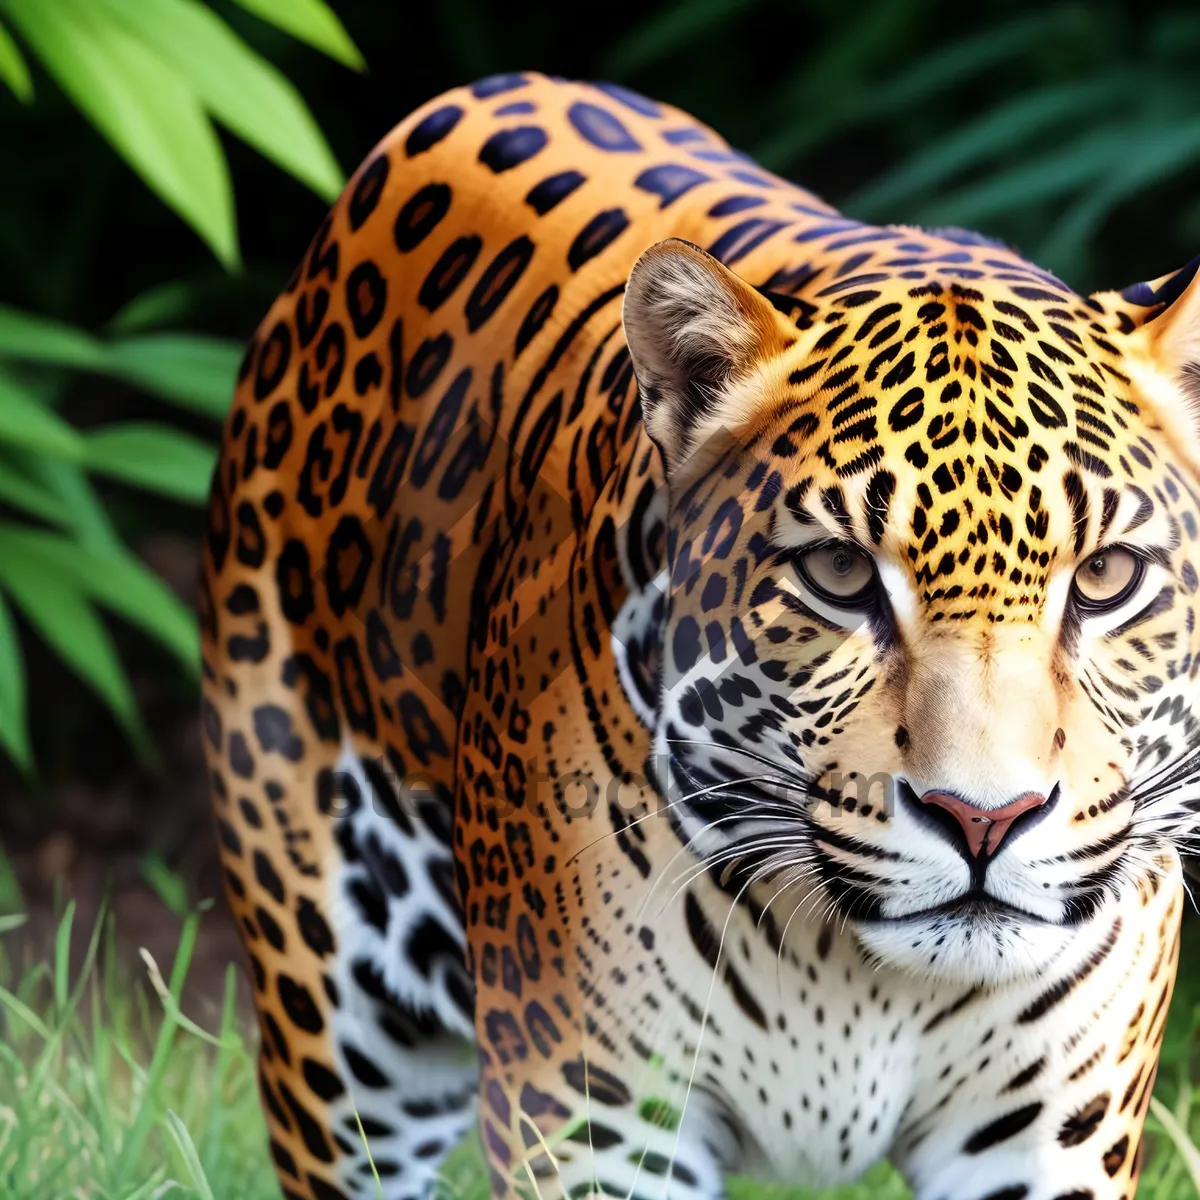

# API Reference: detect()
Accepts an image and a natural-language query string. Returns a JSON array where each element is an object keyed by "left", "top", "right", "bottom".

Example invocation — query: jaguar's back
[
  {"left": 203, "top": 72, "right": 1200, "bottom": 1200},
  {"left": 203, "top": 73, "right": 836, "bottom": 1199}
]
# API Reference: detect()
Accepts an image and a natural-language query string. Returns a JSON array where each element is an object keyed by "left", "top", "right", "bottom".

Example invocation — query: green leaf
[
  {"left": 0, "top": 528, "right": 146, "bottom": 748},
  {"left": 230, "top": 0, "right": 364, "bottom": 70},
  {"left": 1036, "top": 117, "right": 1200, "bottom": 282},
  {"left": 0, "top": 18, "right": 32, "bottom": 102},
  {"left": 0, "top": 524, "right": 197, "bottom": 670},
  {"left": 911, "top": 122, "right": 1139, "bottom": 228},
  {"left": 601, "top": 0, "right": 760, "bottom": 76},
  {"left": 28, "top": 457, "right": 120, "bottom": 548},
  {"left": 0, "top": 451, "right": 75, "bottom": 527},
  {"left": 758, "top": 6, "right": 1070, "bottom": 167},
  {"left": 84, "top": 423, "right": 218, "bottom": 503},
  {"left": 847, "top": 78, "right": 1132, "bottom": 219},
  {"left": 4, "top": 0, "right": 238, "bottom": 266},
  {"left": 104, "top": 334, "right": 240, "bottom": 418},
  {"left": 105, "top": 277, "right": 209, "bottom": 334},
  {"left": 856, "top": 10, "right": 1075, "bottom": 117},
  {"left": 0, "top": 304, "right": 107, "bottom": 370},
  {"left": 428, "top": 0, "right": 499, "bottom": 79},
  {"left": 0, "top": 588, "right": 31, "bottom": 773},
  {"left": 755, "top": 0, "right": 932, "bottom": 165},
  {"left": 1148, "top": 11, "right": 1200, "bottom": 58},
  {"left": 0, "top": 304, "right": 239, "bottom": 416},
  {"left": 76, "top": 540, "right": 199, "bottom": 672},
  {"left": 98, "top": 0, "right": 344, "bottom": 202},
  {"left": 0, "top": 372, "right": 83, "bottom": 459}
]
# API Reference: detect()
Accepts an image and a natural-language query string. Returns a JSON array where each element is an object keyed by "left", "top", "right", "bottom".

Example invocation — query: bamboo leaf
[
  {"left": 1148, "top": 11, "right": 1200, "bottom": 58},
  {"left": 0, "top": 18, "right": 33, "bottom": 102},
  {"left": 755, "top": 0, "right": 933, "bottom": 165},
  {"left": 0, "top": 530, "right": 146, "bottom": 747},
  {"left": 859, "top": 9, "right": 1074, "bottom": 115},
  {"left": 847, "top": 78, "right": 1133, "bottom": 219},
  {"left": 0, "top": 306, "right": 240, "bottom": 416},
  {"left": 230, "top": 0, "right": 364, "bottom": 70},
  {"left": 28, "top": 457, "right": 120, "bottom": 548},
  {"left": 758, "top": 6, "right": 1071, "bottom": 167},
  {"left": 911, "top": 123, "right": 1139, "bottom": 228},
  {"left": 84, "top": 423, "right": 218, "bottom": 504},
  {"left": 1037, "top": 118, "right": 1200, "bottom": 281},
  {"left": 0, "top": 525, "right": 199, "bottom": 671},
  {"left": 80, "top": 542, "right": 199, "bottom": 673},
  {"left": 5, "top": 0, "right": 237, "bottom": 266},
  {"left": 0, "top": 373, "right": 84, "bottom": 459},
  {"left": 104, "top": 334, "right": 240, "bottom": 418},
  {"left": 98, "top": 0, "right": 344, "bottom": 202},
  {"left": 0, "top": 451, "right": 74, "bottom": 527},
  {"left": 601, "top": 0, "right": 761, "bottom": 76},
  {"left": 0, "top": 305, "right": 107, "bottom": 370},
  {"left": 0, "top": 588, "right": 31, "bottom": 773},
  {"left": 105, "top": 277, "right": 211, "bottom": 334}
]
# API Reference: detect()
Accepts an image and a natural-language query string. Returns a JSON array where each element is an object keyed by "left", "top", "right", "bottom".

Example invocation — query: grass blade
[
  {"left": 1149, "top": 1095, "right": 1200, "bottom": 1195},
  {"left": 53, "top": 900, "right": 75, "bottom": 1016},
  {"left": 164, "top": 1109, "right": 217, "bottom": 1200},
  {"left": 112, "top": 913, "right": 200, "bottom": 1185}
]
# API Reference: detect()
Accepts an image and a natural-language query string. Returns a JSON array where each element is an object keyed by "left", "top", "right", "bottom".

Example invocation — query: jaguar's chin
[{"left": 854, "top": 899, "right": 1074, "bottom": 987}]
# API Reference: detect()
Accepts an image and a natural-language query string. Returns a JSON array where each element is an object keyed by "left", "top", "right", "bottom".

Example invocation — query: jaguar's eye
[
  {"left": 1071, "top": 547, "right": 1144, "bottom": 612},
  {"left": 794, "top": 542, "right": 877, "bottom": 608}
]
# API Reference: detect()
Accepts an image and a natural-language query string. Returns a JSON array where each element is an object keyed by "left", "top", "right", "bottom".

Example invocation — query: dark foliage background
[{"left": 2, "top": 0, "right": 1199, "bottom": 941}]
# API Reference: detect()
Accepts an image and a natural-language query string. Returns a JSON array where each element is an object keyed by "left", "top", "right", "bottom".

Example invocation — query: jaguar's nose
[{"left": 919, "top": 789, "right": 1049, "bottom": 859}]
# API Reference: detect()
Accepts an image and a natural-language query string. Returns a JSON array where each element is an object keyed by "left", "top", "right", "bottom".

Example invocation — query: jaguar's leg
[
  {"left": 475, "top": 1048, "right": 729, "bottom": 1200},
  {"left": 318, "top": 741, "right": 480, "bottom": 1199},
  {"left": 203, "top": 591, "right": 478, "bottom": 1199},
  {"left": 202, "top": 618, "right": 358, "bottom": 1200},
  {"left": 314, "top": 974, "right": 478, "bottom": 1200}
]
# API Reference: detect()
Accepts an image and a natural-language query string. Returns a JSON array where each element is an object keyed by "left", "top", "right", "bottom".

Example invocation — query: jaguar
[{"left": 200, "top": 72, "right": 1200, "bottom": 1200}]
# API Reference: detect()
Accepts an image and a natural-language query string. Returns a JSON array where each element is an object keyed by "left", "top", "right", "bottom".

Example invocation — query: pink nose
[{"left": 920, "top": 790, "right": 1048, "bottom": 858}]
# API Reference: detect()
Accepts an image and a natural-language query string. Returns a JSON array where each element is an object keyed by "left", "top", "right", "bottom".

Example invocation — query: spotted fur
[{"left": 201, "top": 73, "right": 1200, "bottom": 1200}]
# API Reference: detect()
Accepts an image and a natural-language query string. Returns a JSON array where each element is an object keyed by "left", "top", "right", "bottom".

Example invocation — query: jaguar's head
[{"left": 619, "top": 236, "right": 1200, "bottom": 987}]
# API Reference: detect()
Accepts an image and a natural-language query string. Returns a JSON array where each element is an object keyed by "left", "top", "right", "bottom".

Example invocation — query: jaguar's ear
[
  {"left": 623, "top": 239, "right": 792, "bottom": 485},
  {"left": 1091, "top": 253, "right": 1200, "bottom": 462}
]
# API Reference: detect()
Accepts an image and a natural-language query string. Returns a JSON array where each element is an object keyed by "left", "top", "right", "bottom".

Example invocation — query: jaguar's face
[{"left": 622, "top": 238, "right": 1200, "bottom": 986}]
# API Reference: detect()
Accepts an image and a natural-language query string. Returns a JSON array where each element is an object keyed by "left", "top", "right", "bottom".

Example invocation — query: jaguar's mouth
[{"left": 866, "top": 891, "right": 1056, "bottom": 926}]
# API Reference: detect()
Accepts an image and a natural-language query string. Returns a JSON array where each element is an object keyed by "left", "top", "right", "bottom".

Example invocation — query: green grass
[{"left": 4, "top": 903, "right": 1200, "bottom": 1198}]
